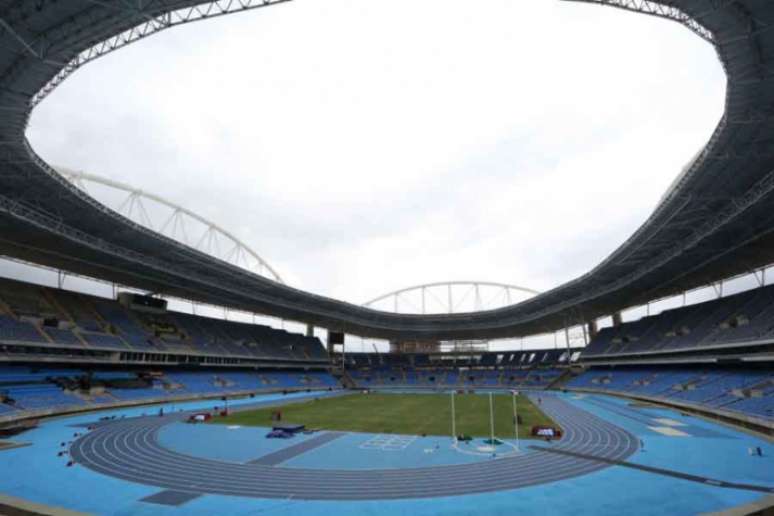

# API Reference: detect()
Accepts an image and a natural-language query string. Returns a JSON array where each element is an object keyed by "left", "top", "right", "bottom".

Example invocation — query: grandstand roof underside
[{"left": 1, "top": 0, "right": 774, "bottom": 341}]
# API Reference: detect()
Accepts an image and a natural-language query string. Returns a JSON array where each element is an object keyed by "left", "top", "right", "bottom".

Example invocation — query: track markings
[
  {"left": 140, "top": 490, "right": 202, "bottom": 506},
  {"left": 359, "top": 434, "right": 417, "bottom": 451},
  {"left": 531, "top": 445, "right": 774, "bottom": 494},
  {"left": 248, "top": 432, "right": 346, "bottom": 465},
  {"left": 69, "top": 395, "right": 640, "bottom": 500}
]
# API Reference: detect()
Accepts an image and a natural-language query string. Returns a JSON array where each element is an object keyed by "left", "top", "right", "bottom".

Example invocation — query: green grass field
[{"left": 212, "top": 393, "right": 557, "bottom": 438}]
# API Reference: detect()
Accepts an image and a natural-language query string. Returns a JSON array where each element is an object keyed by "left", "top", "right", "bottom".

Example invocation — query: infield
[{"left": 211, "top": 392, "right": 557, "bottom": 438}]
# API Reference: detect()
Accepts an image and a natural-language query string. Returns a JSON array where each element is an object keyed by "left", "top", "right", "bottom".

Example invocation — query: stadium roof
[{"left": 1, "top": 0, "right": 774, "bottom": 340}]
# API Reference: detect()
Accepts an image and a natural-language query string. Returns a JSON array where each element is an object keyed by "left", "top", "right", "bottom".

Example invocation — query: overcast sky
[{"left": 24, "top": 0, "right": 724, "bottom": 310}]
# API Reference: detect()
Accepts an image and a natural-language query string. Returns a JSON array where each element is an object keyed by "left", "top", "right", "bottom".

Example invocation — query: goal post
[
  {"left": 450, "top": 390, "right": 456, "bottom": 442},
  {"left": 512, "top": 390, "right": 520, "bottom": 450},
  {"left": 489, "top": 392, "right": 495, "bottom": 446}
]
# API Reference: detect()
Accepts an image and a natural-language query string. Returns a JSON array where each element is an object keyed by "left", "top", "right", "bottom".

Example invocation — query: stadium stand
[
  {"left": 345, "top": 349, "right": 574, "bottom": 369},
  {"left": 0, "top": 365, "right": 338, "bottom": 420},
  {"left": 566, "top": 367, "right": 773, "bottom": 422},
  {"left": 40, "top": 326, "right": 83, "bottom": 347},
  {"left": 0, "top": 278, "right": 327, "bottom": 363},
  {"left": 345, "top": 350, "right": 568, "bottom": 390},
  {"left": 583, "top": 284, "right": 774, "bottom": 358},
  {"left": 0, "top": 278, "right": 336, "bottom": 422},
  {"left": 0, "top": 315, "right": 48, "bottom": 344}
]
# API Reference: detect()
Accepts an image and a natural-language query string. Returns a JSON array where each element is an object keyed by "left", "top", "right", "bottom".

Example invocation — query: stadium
[{"left": 0, "top": 0, "right": 772, "bottom": 515}]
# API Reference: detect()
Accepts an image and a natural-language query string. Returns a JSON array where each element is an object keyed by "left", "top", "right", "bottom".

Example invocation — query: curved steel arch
[
  {"left": 364, "top": 282, "right": 540, "bottom": 315},
  {"left": 56, "top": 168, "right": 284, "bottom": 284},
  {"left": 30, "top": 0, "right": 293, "bottom": 108}
]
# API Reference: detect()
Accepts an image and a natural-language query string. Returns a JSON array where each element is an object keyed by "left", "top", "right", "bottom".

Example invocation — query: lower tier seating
[
  {"left": 0, "top": 366, "right": 338, "bottom": 417},
  {"left": 566, "top": 367, "right": 773, "bottom": 421}
]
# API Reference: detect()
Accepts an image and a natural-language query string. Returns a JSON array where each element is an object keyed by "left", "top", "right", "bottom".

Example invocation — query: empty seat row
[{"left": 566, "top": 367, "right": 773, "bottom": 421}]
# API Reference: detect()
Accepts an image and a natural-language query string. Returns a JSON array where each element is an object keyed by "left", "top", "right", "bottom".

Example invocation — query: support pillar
[{"left": 587, "top": 320, "right": 598, "bottom": 340}]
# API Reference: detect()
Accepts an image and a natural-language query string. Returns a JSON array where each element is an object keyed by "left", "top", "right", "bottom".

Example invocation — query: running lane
[{"left": 70, "top": 394, "right": 638, "bottom": 500}]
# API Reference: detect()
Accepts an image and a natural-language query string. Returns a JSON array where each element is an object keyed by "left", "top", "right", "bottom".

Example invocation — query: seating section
[
  {"left": 0, "top": 366, "right": 86, "bottom": 411},
  {"left": 0, "top": 277, "right": 326, "bottom": 361},
  {"left": 81, "top": 332, "right": 129, "bottom": 349},
  {"left": 347, "top": 350, "right": 575, "bottom": 370},
  {"left": 348, "top": 365, "right": 563, "bottom": 390},
  {"left": 3, "top": 384, "right": 87, "bottom": 410},
  {"left": 164, "top": 313, "right": 328, "bottom": 361},
  {"left": 566, "top": 367, "right": 774, "bottom": 421},
  {"left": 0, "top": 282, "right": 57, "bottom": 318},
  {"left": 93, "top": 300, "right": 151, "bottom": 349},
  {"left": 40, "top": 327, "right": 83, "bottom": 347},
  {"left": 345, "top": 351, "right": 571, "bottom": 391},
  {"left": 0, "top": 365, "right": 338, "bottom": 417},
  {"left": 584, "top": 284, "right": 774, "bottom": 357},
  {"left": 0, "top": 315, "right": 47, "bottom": 344},
  {"left": 49, "top": 290, "right": 106, "bottom": 333}
]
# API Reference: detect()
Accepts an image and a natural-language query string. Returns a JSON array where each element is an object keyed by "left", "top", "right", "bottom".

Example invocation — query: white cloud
[{"left": 25, "top": 0, "right": 724, "bottom": 310}]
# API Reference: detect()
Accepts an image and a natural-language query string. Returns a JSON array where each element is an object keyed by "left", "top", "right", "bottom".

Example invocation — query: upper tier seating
[
  {"left": 49, "top": 290, "right": 106, "bottom": 333},
  {"left": 40, "top": 327, "right": 83, "bottom": 347},
  {"left": 584, "top": 283, "right": 774, "bottom": 357},
  {"left": 0, "top": 278, "right": 327, "bottom": 362},
  {"left": 0, "top": 315, "right": 47, "bottom": 344},
  {"left": 0, "top": 279, "right": 58, "bottom": 318}
]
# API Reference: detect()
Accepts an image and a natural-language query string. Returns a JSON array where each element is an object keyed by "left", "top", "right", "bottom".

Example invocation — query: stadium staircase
[
  {"left": 546, "top": 368, "right": 574, "bottom": 390},
  {"left": 332, "top": 368, "right": 356, "bottom": 389}
]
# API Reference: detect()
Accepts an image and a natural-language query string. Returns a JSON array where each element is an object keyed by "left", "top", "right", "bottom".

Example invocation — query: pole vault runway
[{"left": 69, "top": 395, "right": 639, "bottom": 500}]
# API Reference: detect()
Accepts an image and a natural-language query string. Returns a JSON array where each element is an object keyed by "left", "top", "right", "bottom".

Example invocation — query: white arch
[
  {"left": 363, "top": 281, "right": 540, "bottom": 314},
  {"left": 56, "top": 167, "right": 284, "bottom": 284}
]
